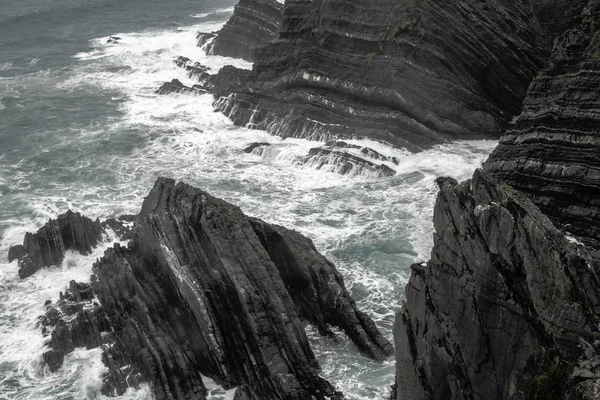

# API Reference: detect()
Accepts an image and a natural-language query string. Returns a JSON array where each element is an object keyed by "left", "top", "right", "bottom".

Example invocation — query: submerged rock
[
  {"left": 392, "top": 169, "right": 600, "bottom": 399},
  {"left": 243, "top": 142, "right": 271, "bottom": 155},
  {"left": 38, "top": 178, "right": 392, "bottom": 399},
  {"left": 202, "top": 0, "right": 283, "bottom": 61},
  {"left": 8, "top": 210, "right": 104, "bottom": 279}
]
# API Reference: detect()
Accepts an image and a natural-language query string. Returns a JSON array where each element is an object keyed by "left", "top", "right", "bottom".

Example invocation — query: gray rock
[
  {"left": 212, "top": 0, "right": 561, "bottom": 150},
  {"left": 392, "top": 169, "right": 600, "bottom": 400},
  {"left": 484, "top": 1, "right": 600, "bottom": 245},
  {"left": 38, "top": 177, "right": 392, "bottom": 399},
  {"left": 7, "top": 210, "right": 105, "bottom": 279},
  {"left": 203, "top": 0, "right": 283, "bottom": 61}
]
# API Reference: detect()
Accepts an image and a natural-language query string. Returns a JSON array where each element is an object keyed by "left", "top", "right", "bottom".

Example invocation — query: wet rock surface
[
  {"left": 299, "top": 144, "right": 397, "bottom": 178},
  {"left": 199, "top": 0, "right": 283, "bottom": 61},
  {"left": 34, "top": 178, "right": 392, "bottom": 399},
  {"left": 392, "top": 169, "right": 600, "bottom": 400},
  {"left": 484, "top": 1, "right": 600, "bottom": 245},
  {"left": 8, "top": 210, "right": 105, "bottom": 279},
  {"left": 174, "top": 56, "right": 211, "bottom": 81},
  {"left": 212, "top": 0, "right": 558, "bottom": 150},
  {"left": 156, "top": 78, "right": 209, "bottom": 96}
]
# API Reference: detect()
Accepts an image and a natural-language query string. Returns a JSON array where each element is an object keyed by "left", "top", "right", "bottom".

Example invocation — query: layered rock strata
[
  {"left": 8, "top": 211, "right": 105, "bottom": 279},
  {"left": 202, "top": 0, "right": 283, "bottom": 61},
  {"left": 213, "top": 0, "right": 551, "bottom": 151},
  {"left": 298, "top": 141, "right": 397, "bottom": 178},
  {"left": 28, "top": 178, "right": 393, "bottom": 399},
  {"left": 484, "top": 1, "right": 600, "bottom": 244},
  {"left": 393, "top": 170, "right": 600, "bottom": 400}
]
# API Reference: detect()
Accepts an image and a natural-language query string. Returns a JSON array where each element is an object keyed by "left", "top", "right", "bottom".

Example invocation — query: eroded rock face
[
  {"left": 8, "top": 210, "right": 105, "bottom": 279},
  {"left": 202, "top": 0, "right": 283, "bottom": 61},
  {"left": 392, "top": 170, "right": 600, "bottom": 400},
  {"left": 37, "top": 178, "right": 392, "bottom": 399},
  {"left": 484, "top": 1, "right": 600, "bottom": 245},
  {"left": 298, "top": 142, "right": 397, "bottom": 178},
  {"left": 156, "top": 79, "right": 209, "bottom": 96},
  {"left": 213, "top": 0, "right": 553, "bottom": 151}
]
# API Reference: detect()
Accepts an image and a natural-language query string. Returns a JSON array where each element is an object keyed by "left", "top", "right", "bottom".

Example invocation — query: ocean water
[{"left": 0, "top": 1, "right": 496, "bottom": 399}]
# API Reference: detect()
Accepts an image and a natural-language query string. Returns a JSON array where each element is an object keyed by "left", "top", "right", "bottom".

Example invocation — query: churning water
[{"left": 0, "top": 1, "right": 496, "bottom": 399}]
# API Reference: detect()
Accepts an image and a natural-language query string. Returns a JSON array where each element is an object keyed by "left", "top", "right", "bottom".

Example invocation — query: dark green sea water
[{"left": 0, "top": 1, "right": 496, "bottom": 398}]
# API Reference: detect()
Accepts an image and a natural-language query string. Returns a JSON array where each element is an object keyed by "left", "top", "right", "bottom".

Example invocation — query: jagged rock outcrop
[
  {"left": 201, "top": 0, "right": 283, "bottom": 61},
  {"left": 484, "top": 1, "right": 600, "bottom": 245},
  {"left": 392, "top": 169, "right": 600, "bottom": 400},
  {"left": 37, "top": 178, "right": 392, "bottom": 399},
  {"left": 298, "top": 141, "right": 397, "bottom": 178},
  {"left": 174, "top": 56, "right": 211, "bottom": 81},
  {"left": 156, "top": 79, "right": 208, "bottom": 96},
  {"left": 212, "top": 0, "right": 557, "bottom": 151},
  {"left": 8, "top": 210, "right": 105, "bottom": 279}
]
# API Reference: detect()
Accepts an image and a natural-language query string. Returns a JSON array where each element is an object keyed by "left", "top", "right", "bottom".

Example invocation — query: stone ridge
[
  {"left": 484, "top": 0, "right": 600, "bottom": 245},
  {"left": 7, "top": 210, "right": 105, "bottom": 279},
  {"left": 393, "top": 170, "right": 600, "bottom": 400},
  {"left": 213, "top": 0, "right": 550, "bottom": 151},
  {"left": 36, "top": 177, "right": 392, "bottom": 400},
  {"left": 207, "top": 0, "right": 283, "bottom": 61}
]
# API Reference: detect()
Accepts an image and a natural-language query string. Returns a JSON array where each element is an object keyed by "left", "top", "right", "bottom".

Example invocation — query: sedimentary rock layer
[
  {"left": 213, "top": 0, "right": 551, "bottom": 151},
  {"left": 8, "top": 211, "right": 105, "bottom": 279},
  {"left": 392, "top": 170, "right": 600, "bottom": 400},
  {"left": 205, "top": 0, "right": 283, "bottom": 61},
  {"left": 33, "top": 178, "right": 392, "bottom": 399},
  {"left": 485, "top": 0, "right": 600, "bottom": 244}
]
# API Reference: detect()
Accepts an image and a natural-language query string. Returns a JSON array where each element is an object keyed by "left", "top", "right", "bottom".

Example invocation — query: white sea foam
[
  {"left": 202, "top": 375, "right": 237, "bottom": 400},
  {"left": 0, "top": 226, "right": 124, "bottom": 400},
  {"left": 190, "top": 7, "right": 234, "bottom": 19},
  {"left": 0, "top": 5, "right": 496, "bottom": 400}
]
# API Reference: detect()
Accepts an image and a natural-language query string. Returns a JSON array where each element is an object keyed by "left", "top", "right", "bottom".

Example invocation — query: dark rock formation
[
  {"left": 392, "top": 169, "right": 600, "bottom": 400},
  {"left": 156, "top": 79, "right": 208, "bottom": 96},
  {"left": 174, "top": 56, "right": 211, "bottom": 81},
  {"left": 196, "top": 32, "right": 217, "bottom": 51},
  {"left": 484, "top": 1, "right": 600, "bottom": 245},
  {"left": 299, "top": 144, "right": 396, "bottom": 178},
  {"left": 8, "top": 210, "right": 104, "bottom": 279},
  {"left": 201, "top": 0, "right": 283, "bottom": 61},
  {"left": 243, "top": 142, "right": 271, "bottom": 155},
  {"left": 38, "top": 178, "right": 392, "bottom": 399},
  {"left": 107, "top": 36, "right": 121, "bottom": 44},
  {"left": 212, "top": 0, "right": 557, "bottom": 151}
]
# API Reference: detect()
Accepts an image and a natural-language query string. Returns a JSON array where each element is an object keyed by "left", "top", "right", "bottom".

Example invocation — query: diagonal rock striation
[
  {"left": 393, "top": 170, "right": 600, "bottom": 400},
  {"left": 484, "top": 0, "right": 600, "bottom": 245},
  {"left": 32, "top": 178, "right": 392, "bottom": 399},
  {"left": 212, "top": 0, "right": 554, "bottom": 151},
  {"left": 202, "top": 0, "right": 283, "bottom": 61}
]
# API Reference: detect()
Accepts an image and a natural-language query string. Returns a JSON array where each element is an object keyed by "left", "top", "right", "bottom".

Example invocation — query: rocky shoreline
[
  {"left": 10, "top": 178, "right": 392, "bottom": 399},
  {"left": 8, "top": 0, "right": 600, "bottom": 398}
]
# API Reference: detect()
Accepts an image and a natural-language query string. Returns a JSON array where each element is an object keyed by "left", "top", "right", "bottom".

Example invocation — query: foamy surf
[
  {"left": 190, "top": 7, "right": 235, "bottom": 19},
  {"left": 0, "top": 4, "right": 496, "bottom": 400}
]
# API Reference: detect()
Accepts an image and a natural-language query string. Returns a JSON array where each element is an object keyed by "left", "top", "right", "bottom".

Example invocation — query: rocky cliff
[
  {"left": 393, "top": 170, "right": 600, "bottom": 400},
  {"left": 484, "top": 0, "right": 600, "bottom": 245},
  {"left": 200, "top": 0, "right": 283, "bottom": 61},
  {"left": 393, "top": 2, "right": 600, "bottom": 398},
  {"left": 18, "top": 178, "right": 392, "bottom": 399},
  {"left": 212, "top": 0, "right": 556, "bottom": 151}
]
